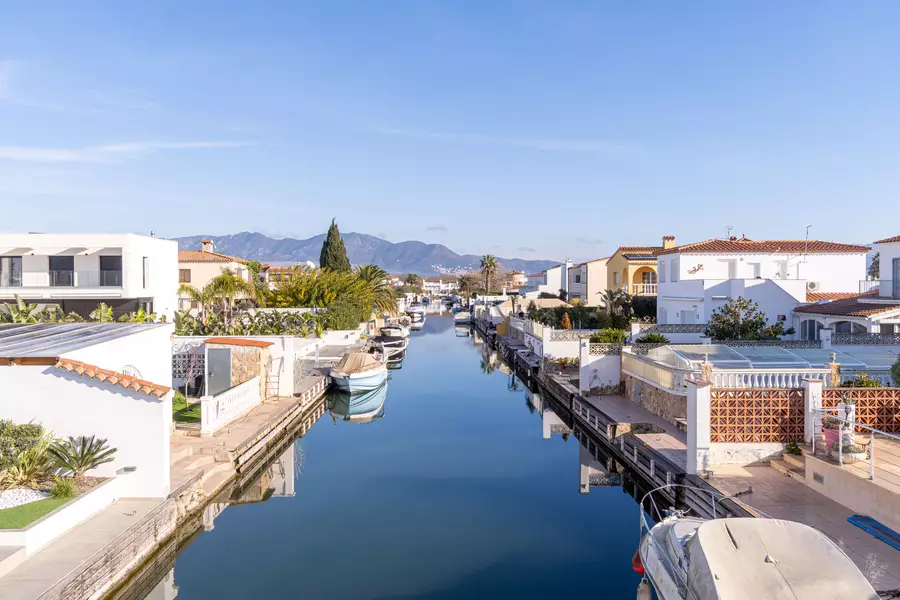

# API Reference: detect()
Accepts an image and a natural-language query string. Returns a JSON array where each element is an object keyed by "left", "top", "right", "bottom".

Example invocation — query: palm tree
[
  {"left": 480, "top": 255, "right": 499, "bottom": 293},
  {"left": 457, "top": 273, "right": 478, "bottom": 300},
  {"left": 355, "top": 264, "right": 397, "bottom": 315},
  {"left": 209, "top": 268, "right": 256, "bottom": 330}
]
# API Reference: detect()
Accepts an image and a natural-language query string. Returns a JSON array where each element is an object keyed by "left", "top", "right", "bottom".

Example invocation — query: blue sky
[{"left": 1, "top": 2, "right": 899, "bottom": 262}]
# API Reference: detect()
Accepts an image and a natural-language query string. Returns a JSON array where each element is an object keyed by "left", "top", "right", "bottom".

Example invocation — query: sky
[{"left": 1, "top": 1, "right": 899, "bottom": 263}]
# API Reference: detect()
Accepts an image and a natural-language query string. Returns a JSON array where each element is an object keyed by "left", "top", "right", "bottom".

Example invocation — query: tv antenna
[{"left": 725, "top": 225, "right": 733, "bottom": 239}]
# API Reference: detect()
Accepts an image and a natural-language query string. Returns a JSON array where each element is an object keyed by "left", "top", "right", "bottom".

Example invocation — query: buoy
[
  {"left": 636, "top": 577, "right": 652, "bottom": 600},
  {"left": 632, "top": 549, "right": 645, "bottom": 574}
]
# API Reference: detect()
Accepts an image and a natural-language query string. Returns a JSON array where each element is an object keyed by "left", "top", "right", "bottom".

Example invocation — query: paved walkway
[
  {"left": 583, "top": 393, "right": 688, "bottom": 470},
  {"left": 710, "top": 465, "right": 900, "bottom": 591},
  {"left": 0, "top": 499, "right": 160, "bottom": 600}
]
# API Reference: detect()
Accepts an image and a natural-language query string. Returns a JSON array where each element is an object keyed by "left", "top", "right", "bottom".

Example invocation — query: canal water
[{"left": 134, "top": 316, "right": 645, "bottom": 599}]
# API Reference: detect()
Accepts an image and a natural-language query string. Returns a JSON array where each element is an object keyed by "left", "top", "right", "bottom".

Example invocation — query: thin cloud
[
  {"left": 366, "top": 125, "right": 636, "bottom": 154},
  {"left": 574, "top": 237, "right": 604, "bottom": 245},
  {"left": 425, "top": 225, "right": 448, "bottom": 233},
  {"left": 0, "top": 141, "right": 253, "bottom": 163},
  {"left": 516, "top": 246, "right": 536, "bottom": 253}
]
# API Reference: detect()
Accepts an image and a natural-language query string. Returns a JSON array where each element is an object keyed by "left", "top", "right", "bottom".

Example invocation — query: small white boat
[
  {"left": 453, "top": 309, "right": 472, "bottom": 323},
  {"left": 369, "top": 335, "right": 408, "bottom": 358},
  {"left": 329, "top": 382, "right": 388, "bottom": 422},
  {"left": 407, "top": 304, "right": 426, "bottom": 323},
  {"left": 380, "top": 324, "right": 410, "bottom": 339},
  {"left": 635, "top": 486, "right": 879, "bottom": 600},
  {"left": 330, "top": 352, "right": 388, "bottom": 394}
]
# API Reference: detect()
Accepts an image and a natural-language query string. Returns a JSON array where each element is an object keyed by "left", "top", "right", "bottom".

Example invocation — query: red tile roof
[
  {"left": 204, "top": 337, "right": 273, "bottom": 348},
  {"left": 794, "top": 297, "right": 900, "bottom": 317},
  {"left": 618, "top": 246, "right": 664, "bottom": 253},
  {"left": 55, "top": 359, "right": 171, "bottom": 398},
  {"left": 178, "top": 250, "right": 246, "bottom": 264},
  {"left": 875, "top": 235, "right": 900, "bottom": 244},
  {"left": 657, "top": 238, "right": 870, "bottom": 256},
  {"left": 806, "top": 292, "right": 867, "bottom": 302}
]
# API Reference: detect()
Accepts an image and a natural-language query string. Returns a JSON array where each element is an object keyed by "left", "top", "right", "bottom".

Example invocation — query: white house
[
  {"left": 792, "top": 234, "right": 900, "bottom": 338},
  {"left": 0, "top": 322, "right": 174, "bottom": 498},
  {"left": 178, "top": 240, "right": 252, "bottom": 311},
  {"left": 655, "top": 236, "right": 869, "bottom": 327},
  {"left": 0, "top": 233, "right": 178, "bottom": 320},
  {"left": 422, "top": 277, "right": 458, "bottom": 295},
  {"left": 520, "top": 261, "right": 571, "bottom": 299}
]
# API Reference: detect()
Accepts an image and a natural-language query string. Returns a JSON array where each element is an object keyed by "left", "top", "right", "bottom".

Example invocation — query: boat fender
[
  {"left": 636, "top": 577, "right": 652, "bottom": 600},
  {"left": 631, "top": 549, "right": 645, "bottom": 575}
]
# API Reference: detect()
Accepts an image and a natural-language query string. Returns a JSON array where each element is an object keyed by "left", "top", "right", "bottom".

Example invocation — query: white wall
[
  {"left": 875, "top": 241, "right": 900, "bottom": 299},
  {"left": 0, "top": 367, "right": 171, "bottom": 498},
  {"left": 579, "top": 342, "right": 621, "bottom": 394},
  {"left": 67, "top": 324, "right": 174, "bottom": 386},
  {"left": 126, "top": 234, "right": 178, "bottom": 319}
]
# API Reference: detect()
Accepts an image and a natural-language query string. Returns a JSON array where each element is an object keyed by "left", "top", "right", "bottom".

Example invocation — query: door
[
  {"left": 207, "top": 348, "right": 232, "bottom": 396},
  {"left": 893, "top": 258, "right": 900, "bottom": 298}
]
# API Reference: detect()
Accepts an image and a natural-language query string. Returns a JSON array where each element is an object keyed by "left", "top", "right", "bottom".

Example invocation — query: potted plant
[
  {"left": 822, "top": 415, "right": 842, "bottom": 448},
  {"left": 829, "top": 433, "right": 867, "bottom": 464}
]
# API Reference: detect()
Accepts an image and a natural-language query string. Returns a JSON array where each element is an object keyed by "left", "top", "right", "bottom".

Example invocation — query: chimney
[
  {"left": 201, "top": 239, "right": 214, "bottom": 253},
  {"left": 662, "top": 235, "right": 676, "bottom": 250}
]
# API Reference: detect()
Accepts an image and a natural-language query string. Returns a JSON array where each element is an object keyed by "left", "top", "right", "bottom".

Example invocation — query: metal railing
[
  {"left": 859, "top": 279, "right": 895, "bottom": 296},
  {"left": 812, "top": 407, "right": 900, "bottom": 484},
  {"left": 0, "top": 270, "right": 123, "bottom": 288}
]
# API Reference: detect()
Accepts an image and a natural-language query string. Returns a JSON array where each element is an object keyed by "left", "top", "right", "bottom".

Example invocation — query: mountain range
[{"left": 173, "top": 231, "right": 559, "bottom": 275}]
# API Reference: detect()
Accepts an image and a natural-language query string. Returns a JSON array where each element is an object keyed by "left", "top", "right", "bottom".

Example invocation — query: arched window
[{"left": 800, "top": 319, "right": 824, "bottom": 341}]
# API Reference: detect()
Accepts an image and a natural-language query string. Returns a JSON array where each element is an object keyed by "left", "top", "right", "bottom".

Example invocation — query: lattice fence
[
  {"left": 589, "top": 343, "right": 622, "bottom": 355},
  {"left": 549, "top": 330, "right": 597, "bottom": 341},
  {"left": 709, "top": 388, "right": 805, "bottom": 443},
  {"left": 172, "top": 352, "right": 205, "bottom": 381},
  {"left": 636, "top": 323, "right": 706, "bottom": 334},
  {"left": 823, "top": 387, "right": 900, "bottom": 433},
  {"left": 832, "top": 332, "right": 900, "bottom": 346}
]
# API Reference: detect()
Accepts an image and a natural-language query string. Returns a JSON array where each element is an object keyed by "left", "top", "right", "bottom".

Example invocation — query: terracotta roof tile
[
  {"left": 617, "top": 246, "right": 664, "bottom": 253},
  {"left": 204, "top": 337, "right": 273, "bottom": 348},
  {"left": 657, "top": 238, "right": 870, "bottom": 256},
  {"left": 806, "top": 292, "right": 869, "bottom": 302},
  {"left": 794, "top": 297, "right": 900, "bottom": 317},
  {"left": 875, "top": 235, "right": 900, "bottom": 244},
  {"left": 55, "top": 359, "right": 171, "bottom": 398},
  {"left": 178, "top": 250, "right": 246, "bottom": 264}
]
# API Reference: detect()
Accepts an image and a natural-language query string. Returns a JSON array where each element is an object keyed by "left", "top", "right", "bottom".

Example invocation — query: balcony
[
  {"left": 0, "top": 270, "right": 123, "bottom": 289},
  {"left": 631, "top": 283, "right": 658, "bottom": 296},
  {"left": 860, "top": 279, "right": 896, "bottom": 298}
]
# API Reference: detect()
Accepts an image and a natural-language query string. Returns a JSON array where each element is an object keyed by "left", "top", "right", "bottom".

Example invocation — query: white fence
[
  {"left": 709, "top": 368, "right": 830, "bottom": 389},
  {"left": 200, "top": 376, "right": 262, "bottom": 435},
  {"left": 621, "top": 351, "right": 697, "bottom": 395}
]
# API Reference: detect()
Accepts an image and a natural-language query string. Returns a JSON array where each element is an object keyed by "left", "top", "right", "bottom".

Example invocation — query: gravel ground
[{"left": 0, "top": 488, "right": 50, "bottom": 510}]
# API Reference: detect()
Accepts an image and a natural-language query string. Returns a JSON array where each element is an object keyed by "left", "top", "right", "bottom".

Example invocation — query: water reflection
[{"left": 328, "top": 382, "right": 388, "bottom": 423}]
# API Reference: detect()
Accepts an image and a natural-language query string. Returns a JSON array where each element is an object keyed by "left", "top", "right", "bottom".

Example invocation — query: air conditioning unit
[{"left": 806, "top": 281, "right": 821, "bottom": 291}]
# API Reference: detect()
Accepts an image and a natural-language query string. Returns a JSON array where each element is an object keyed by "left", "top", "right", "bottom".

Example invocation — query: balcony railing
[
  {"left": 0, "top": 270, "right": 123, "bottom": 288},
  {"left": 631, "top": 283, "right": 658, "bottom": 295},
  {"left": 859, "top": 279, "right": 895, "bottom": 297}
]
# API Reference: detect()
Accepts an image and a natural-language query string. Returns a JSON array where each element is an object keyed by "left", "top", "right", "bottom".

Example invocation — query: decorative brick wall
[
  {"left": 823, "top": 387, "right": 900, "bottom": 433},
  {"left": 623, "top": 372, "right": 686, "bottom": 425},
  {"left": 709, "top": 388, "right": 804, "bottom": 443}
]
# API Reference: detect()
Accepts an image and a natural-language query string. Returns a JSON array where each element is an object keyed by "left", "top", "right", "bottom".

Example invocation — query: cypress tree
[{"left": 319, "top": 218, "right": 351, "bottom": 271}]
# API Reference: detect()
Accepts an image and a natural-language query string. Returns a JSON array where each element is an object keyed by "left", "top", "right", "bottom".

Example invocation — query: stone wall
[
  {"left": 230, "top": 345, "right": 261, "bottom": 387},
  {"left": 623, "top": 373, "right": 686, "bottom": 425}
]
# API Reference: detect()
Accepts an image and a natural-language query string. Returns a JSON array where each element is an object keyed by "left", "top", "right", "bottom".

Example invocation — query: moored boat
[
  {"left": 380, "top": 323, "right": 410, "bottom": 339},
  {"left": 635, "top": 486, "right": 879, "bottom": 600},
  {"left": 329, "top": 381, "right": 388, "bottom": 422},
  {"left": 330, "top": 352, "right": 388, "bottom": 394}
]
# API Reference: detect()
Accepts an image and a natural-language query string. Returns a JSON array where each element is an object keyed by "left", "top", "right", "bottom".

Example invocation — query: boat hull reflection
[{"left": 329, "top": 382, "right": 388, "bottom": 423}]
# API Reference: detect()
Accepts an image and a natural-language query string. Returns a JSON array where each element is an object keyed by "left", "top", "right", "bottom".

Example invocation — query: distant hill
[{"left": 172, "top": 231, "right": 559, "bottom": 275}]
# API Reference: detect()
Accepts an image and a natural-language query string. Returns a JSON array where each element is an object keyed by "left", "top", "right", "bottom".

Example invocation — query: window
[
  {"left": 670, "top": 259, "right": 678, "bottom": 282},
  {"left": 614, "top": 272, "right": 620, "bottom": 285},
  {"left": 834, "top": 321, "right": 867, "bottom": 334},
  {"left": 800, "top": 319, "right": 823, "bottom": 341},
  {"left": 99, "top": 256, "right": 122, "bottom": 286},
  {"left": 0, "top": 256, "right": 22, "bottom": 287},
  {"left": 49, "top": 256, "right": 74, "bottom": 287},
  {"left": 574, "top": 274, "right": 582, "bottom": 283},
  {"left": 642, "top": 271, "right": 657, "bottom": 284},
  {"left": 659, "top": 262, "right": 666, "bottom": 283},
  {"left": 179, "top": 269, "right": 191, "bottom": 283},
  {"left": 659, "top": 308, "right": 667, "bottom": 324},
  {"left": 142, "top": 257, "right": 150, "bottom": 288}
]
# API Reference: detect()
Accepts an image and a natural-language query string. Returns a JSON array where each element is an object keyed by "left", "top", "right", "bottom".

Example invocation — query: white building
[
  {"left": 792, "top": 234, "right": 900, "bottom": 338},
  {"left": 655, "top": 236, "right": 869, "bottom": 327},
  {"left": 422, "top": 278, "right": 458, "bottom": 295},
  {"left": 520, "top": 261, "right": 571, "bottom": 299},
  {"left": 0, "top": 323, "right": 174, "bottom": 498},
  {"left": 0, "top": 233, "right": 178, "bottom": 320},
  {"left": 178, "top": 240, "right": 252, "bottom": 311}
]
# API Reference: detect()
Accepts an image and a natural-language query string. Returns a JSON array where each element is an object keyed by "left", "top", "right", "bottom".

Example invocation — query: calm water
[{"left": 140, "top": 316, "right": 645, "bottom": 599}]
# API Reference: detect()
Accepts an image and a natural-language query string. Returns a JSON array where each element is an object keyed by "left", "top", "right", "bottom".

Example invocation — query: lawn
[
  {"left": 172, "top": 395, "right": 202, "bottom": 424},
  {"left": 0, "top": 498, "right": 70, "bottom": 529}
]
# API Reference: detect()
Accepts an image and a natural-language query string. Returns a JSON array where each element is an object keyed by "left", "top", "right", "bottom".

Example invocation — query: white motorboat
[
  {"left": 407, "top": 304, "right": 426, "bottom": 324},
  {"left": 635, "top": 486, "right": 879, "bottom": 600},
  {"left": 329, "top": 352, "right": 388, "bottom": 394},
  {"left": 380, "top": 323, "right": 410, "bottom": 339},
  {"left": 329, "top": 381, "right": 388, "bottom": 423},
  {"left": 452, "top": 309, "right": 472, "bottom": 324},
  {"left": 369, "top": 335, "right": 408, "bottom": 359}
]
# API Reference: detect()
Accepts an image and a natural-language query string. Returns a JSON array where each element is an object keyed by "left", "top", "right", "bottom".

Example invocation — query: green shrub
[
  {"left": 1, "top": 433, "right": 54, "bottom": 489},
  {"left": 0, "top": 421, "right": 45, "bottom": 469},
  {"left": 636, "top": 332, "right": 670, "bottom": 344},
  {"left": 589, "top": 328, "right": 628, "bottom": 344},
  {"left": 49, "top": 436, "right": 117, "bottom": 479},
  {"left": 49, "top": 476, "right": 76, "bottom": 499},
  {"left": 324, "top": 298, "right": 369, "bottom": 330},
  {"left": 844, "top": 373, "right": 882, "bottom": 388},
  {"left": 784, "top": 440, "right": 803, "bottom": 456}
]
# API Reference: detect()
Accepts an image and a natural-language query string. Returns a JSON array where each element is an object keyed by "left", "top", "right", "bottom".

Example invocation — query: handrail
[{"left": 811, "top": 407, "right": 900, "bottom": 480}]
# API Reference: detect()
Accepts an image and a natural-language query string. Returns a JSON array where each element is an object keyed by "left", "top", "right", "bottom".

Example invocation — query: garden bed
[
  {"left": 0, "top": 477, "right": 104, "bottom": 529},
  {"left": 0, "top": 498, "right": 70, "bottom": 529}
]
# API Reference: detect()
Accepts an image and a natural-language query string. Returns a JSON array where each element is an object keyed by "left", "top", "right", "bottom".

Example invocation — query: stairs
[{"left": 770, "top": 452, "right": 807, "bottom": 483}]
